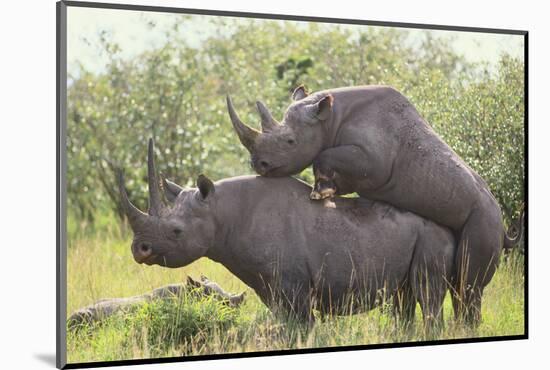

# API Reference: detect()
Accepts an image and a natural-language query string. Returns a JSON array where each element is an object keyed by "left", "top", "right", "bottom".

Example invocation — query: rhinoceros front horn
[
  {"left": 117, "top": 169, "right": 149, "bottom": 231},
  {"left": 256, "top": 100, "right": 279, "bottom": 132},
  {"left": 147, "top": 138, "right": 165, "bottom": 216},
  {"left": 226, "top": 95, "right": 260, "bottom": 151}
]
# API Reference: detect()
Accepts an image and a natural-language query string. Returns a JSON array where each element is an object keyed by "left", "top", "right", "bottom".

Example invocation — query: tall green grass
[{"left": 66, "top": 217, "right": 525, "bottom": 364}]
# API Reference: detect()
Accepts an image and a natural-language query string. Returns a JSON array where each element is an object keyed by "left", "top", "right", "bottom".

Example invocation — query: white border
[{"left": 1, "top": 0, "right": 547, "bottom": 369}]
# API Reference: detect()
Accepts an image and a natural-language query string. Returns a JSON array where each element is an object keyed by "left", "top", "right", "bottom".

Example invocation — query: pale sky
[{"left": 67, "top": 7, "right": 524, "bottom": 76}]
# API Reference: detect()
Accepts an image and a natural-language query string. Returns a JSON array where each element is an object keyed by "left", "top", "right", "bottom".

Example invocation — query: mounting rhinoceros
[
  {"left": 226, "top": 85, "right": 520, "bottom": 325},
  {"left": 118, "top": 139, "right": 456, "bottom": 328}
]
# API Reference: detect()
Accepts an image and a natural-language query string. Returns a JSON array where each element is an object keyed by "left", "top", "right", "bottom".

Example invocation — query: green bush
[
  {"left": 406, "top": 56, "right": 524, "bottom": 222},
  {"left": 133, "top": 293, "right": 239, "bottom": 350}
]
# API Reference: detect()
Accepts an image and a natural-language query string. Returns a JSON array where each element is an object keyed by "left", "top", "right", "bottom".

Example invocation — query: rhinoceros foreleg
[
  {"left": 310, "top": 171, "right": 338, "bottom": 200},
  {"left": 310, "top": 145, "right": 387, "bottom": 200}
]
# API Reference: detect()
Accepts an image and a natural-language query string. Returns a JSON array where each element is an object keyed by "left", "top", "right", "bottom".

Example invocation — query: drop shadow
[{"left": 34, "top": 353, "right": 57, "bottom": 367}]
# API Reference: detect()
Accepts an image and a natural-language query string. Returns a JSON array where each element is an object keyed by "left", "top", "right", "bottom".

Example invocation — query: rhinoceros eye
[
  {"left": 172, "top": 228, "right": 182, "bottom": 237},
  {"left": 287, "top": 138, "right": 296, "bottom": 145}
]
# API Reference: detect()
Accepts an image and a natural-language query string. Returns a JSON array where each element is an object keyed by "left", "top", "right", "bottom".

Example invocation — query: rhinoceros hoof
[
  {"left": 310, "top": 190, "right": 322, "bottom": 200},
  {"left": 310, "top": 188, "right": 336, "bottom": 201},
  {"left": 319, "top": 187, "right": 336, "bottom": 199}
]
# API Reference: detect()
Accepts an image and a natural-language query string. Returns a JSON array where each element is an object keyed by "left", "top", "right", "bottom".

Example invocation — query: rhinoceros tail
[{"left": 503, "top": 205, "right": 525, "bottom": 253}]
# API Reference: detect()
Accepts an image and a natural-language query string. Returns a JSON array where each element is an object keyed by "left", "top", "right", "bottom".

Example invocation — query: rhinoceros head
[
  {"left": 226, "top": 86, "right": 332, "bottom": 177},
  {"left": 117, "top": 139, "right": 216, "bottom": 268}
]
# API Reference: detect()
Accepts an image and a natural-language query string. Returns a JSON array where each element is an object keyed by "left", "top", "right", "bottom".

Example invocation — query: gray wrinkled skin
[
  {"left": 119, "top": 140, "right": 456, "bottom": 326},
  {"left": 227, "top": 86, "right": 515, "bottom": 324}
]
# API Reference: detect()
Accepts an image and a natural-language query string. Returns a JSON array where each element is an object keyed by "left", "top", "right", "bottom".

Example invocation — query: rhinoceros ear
[
  {"left": 197, "top": 174, "right": 215, "bottom": 200},
  {"left": 292, "top": 85, "right": 308, "bottom": 101},
  {"left": 306, "top": 94, "right": 333, "bottom": 121},
  {"left": 187, "top": 276, "right": 202, "bottom": 288},
  {"left": 229, "top": 292, "right": 246, "bottom": 307}
]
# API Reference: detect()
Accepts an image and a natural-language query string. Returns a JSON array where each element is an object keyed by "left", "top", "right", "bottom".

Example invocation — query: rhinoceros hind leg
[
  {"left": 454, "top": 207, "right": 503, "bottom": 326},
  {"left": 451, "top": 286, "right": 483, "bottom": 327},
  {"left": 392, "top": 284, "right": 416, "bottom": 329},
  {"left": 410, "top": 265, "right": 448, "bottom": 335}
]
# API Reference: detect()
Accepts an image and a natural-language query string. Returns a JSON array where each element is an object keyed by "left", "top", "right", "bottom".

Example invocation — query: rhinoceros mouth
[
  {"left": 263, "top": 166, "right": 284, "bottom": 177},
  {"left": 138, "top": 254, "right": 159, "bottom": 265}
]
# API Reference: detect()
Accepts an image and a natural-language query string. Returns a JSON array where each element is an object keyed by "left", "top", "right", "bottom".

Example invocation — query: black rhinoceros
[
  {"left": 118, "top": 139, "right": 455, "bottom": 328},
  {"left": 227, "top": 85, "right": 519, "bottom": 324}
]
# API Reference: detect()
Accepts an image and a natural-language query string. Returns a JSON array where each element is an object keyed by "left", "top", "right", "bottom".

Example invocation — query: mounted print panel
[{"left": 57, "top": 1, "right": 527, "bottom": 368}]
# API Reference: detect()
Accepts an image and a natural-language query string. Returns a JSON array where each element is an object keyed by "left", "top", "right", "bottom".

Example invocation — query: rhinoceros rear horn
[
  {"left": 147, "top": 138, "right": 165, "bottom": 216},
  {"left": 117, "top": 169, "right": 149, "bottom": 231},
  {"left": 161, "top": 174, "right": 184, "bottom": 203},
  {"left": 186, "top": 276, "right": 202, "bottom": 288},
  {"left": 226, "top": 95, "right": 260, "bottom": 151},
  {"left": 256, "top": 100, "right": 279, "bottom": 132}
]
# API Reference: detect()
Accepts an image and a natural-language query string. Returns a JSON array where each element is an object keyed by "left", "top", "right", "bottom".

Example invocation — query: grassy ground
[{"left": 66, "top": 218, "right": 525, "bottom": 364}]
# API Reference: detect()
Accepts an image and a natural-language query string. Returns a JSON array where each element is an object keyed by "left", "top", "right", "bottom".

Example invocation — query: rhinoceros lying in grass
[
  {"left": 68, "top": 276, "right": 245, "bottom": 330},
  {"left": 227, "top": 86, "right": 520, "bottom": 325},
  {"left": 117, "top": 139, "right": 456, "bottom": 328}
]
